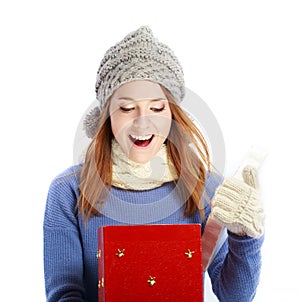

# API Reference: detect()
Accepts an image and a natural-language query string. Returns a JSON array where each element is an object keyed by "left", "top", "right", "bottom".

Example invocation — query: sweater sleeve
[
  {"left": 208, "top": 232, "right": 264, "bottom": 302},
  {"left": 43, "top": 168, "right": 86, "bottom": 302}
]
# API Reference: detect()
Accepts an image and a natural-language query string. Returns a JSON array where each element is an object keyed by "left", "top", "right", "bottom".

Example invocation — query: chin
[{"left": 128, "top": 153, "right": 155, "bottom": 164}]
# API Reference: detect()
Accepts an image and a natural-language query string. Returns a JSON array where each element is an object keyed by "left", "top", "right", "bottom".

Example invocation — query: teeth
[{"left": 130, "top": 134, "right": 153, "bottom": 141}]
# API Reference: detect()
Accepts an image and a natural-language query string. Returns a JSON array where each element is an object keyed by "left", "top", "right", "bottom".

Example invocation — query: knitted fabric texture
[
  {"left": 111, "top": 139, "right": 178, "bottom": 190},
  {"left": 44, "top": 166, "right": 264, "bottom": 301},
  {"left": 84, "top": 26, "right": 185, "bottom": 138},
  {"left": 211, "top": 166, "right": 265, "bottom": 238}
]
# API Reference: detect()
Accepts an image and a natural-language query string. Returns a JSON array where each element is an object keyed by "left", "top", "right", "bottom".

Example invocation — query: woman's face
[{"left": 109, "top": 80, "right": 172, "bottom": 163}]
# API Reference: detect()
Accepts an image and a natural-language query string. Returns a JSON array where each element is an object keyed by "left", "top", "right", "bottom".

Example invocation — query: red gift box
[{"left": 97, "top": 224, "right": 203, "bottom": 302}]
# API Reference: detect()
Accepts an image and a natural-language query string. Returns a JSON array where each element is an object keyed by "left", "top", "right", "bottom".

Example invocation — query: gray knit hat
[{"left": 84, "top": 25, "right": 185, "bottom": 138}]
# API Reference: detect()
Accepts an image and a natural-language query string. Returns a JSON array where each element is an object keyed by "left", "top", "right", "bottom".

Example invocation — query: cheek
[
  {"left": 110, "top": 114, "right": 131, "bottom": 139},
  {"left": 110, "top": 115, "right": 122, "bottom": 138},
  {"left": 162, "top": 120, "right": 172, "bottom": 138},
  {"left": 157, "top": 112, "right": 172, "bottom": 137}
]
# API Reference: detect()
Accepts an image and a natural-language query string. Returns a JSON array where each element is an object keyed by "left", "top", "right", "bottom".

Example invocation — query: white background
[{"left": 1, "top": 0, "right": 299, "bottom": 301}]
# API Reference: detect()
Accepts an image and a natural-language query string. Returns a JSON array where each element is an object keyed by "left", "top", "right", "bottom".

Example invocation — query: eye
[
  {"left": 120, "top": 106, "right": 134, "bottom": 112},
  {"left": 151, "top": 105, "right": 165, "bottom": 112}
]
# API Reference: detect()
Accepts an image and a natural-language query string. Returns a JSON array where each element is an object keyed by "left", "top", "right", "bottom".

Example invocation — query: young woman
[{"left": 43, "top": 26, "right": 264, "bottom": 301}]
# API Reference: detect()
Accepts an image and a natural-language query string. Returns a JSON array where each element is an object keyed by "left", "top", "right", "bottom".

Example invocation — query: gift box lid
[{"left": 98, "top": 224, "right": 203, "bottom": 302}]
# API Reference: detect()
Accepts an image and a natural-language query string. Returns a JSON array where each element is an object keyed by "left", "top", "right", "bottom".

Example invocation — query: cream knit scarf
[{"left": 111, "top": 139, "right": 178, "bottom": 190}]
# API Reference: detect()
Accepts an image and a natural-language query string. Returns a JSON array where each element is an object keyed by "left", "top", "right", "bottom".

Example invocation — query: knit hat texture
[{"left": 84, "top": 25, "right": 185, "bottom": 138}]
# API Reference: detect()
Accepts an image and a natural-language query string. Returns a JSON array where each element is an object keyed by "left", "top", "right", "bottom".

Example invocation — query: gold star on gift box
[
  {"left": 115, "top": 249, "right": 125, "bottom": 258},
  {"left": 185, "top": 249, "right": 195, "bottom": 259},
  {"left": 147, "top": 276, "right": 156, "bottom": 287}
]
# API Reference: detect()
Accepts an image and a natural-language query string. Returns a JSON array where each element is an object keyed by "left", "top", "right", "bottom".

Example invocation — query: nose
[{"left": 132, "top": 107, "right": 152, "bottom": 129}]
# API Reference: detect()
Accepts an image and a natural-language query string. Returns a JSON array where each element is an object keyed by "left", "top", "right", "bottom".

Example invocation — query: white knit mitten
[{"left": 211, "top": 165, "right": 265, "bottom": 238}]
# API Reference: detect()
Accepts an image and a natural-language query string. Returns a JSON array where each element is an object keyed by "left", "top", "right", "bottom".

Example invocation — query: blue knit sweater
[{"left": 43, "top": 165, "right": 263, "bottom": 302}]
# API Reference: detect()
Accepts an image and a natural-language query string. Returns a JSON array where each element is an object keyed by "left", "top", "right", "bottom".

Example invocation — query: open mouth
[{"left": 129, "top": 134, "right": 154, "bottom": 147}]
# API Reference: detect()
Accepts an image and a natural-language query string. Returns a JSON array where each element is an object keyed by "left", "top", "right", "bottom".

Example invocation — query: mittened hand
[{"left": 211, "top": 166, "right": 265, "bottom": 238}]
